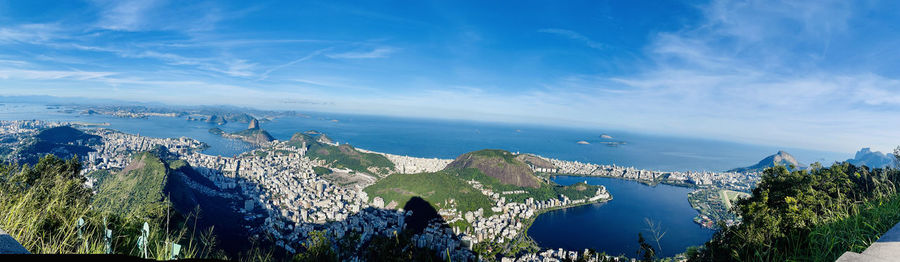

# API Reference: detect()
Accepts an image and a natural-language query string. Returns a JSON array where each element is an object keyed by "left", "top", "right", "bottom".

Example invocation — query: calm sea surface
[{"left": 529, "top": 176, "right": 715, "bottom": 258}]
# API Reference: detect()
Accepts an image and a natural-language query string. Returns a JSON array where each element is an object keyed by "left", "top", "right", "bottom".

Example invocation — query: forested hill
[{"left": 288, "top": 132, "right": 394, "bottom": 175}]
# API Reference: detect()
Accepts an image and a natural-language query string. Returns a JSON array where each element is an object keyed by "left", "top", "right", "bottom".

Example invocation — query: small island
[{"left": 210, "top": 118, "right": 275, "bottom": 145}]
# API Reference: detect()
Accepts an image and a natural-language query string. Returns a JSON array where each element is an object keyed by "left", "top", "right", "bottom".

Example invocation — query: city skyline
[{"left": 1, "top": 0, "right": 899, "bottom": 152}]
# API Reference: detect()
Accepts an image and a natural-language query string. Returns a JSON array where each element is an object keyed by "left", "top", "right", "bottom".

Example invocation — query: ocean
[{"left": 0, "top": 102, "right": 850, "bottom": 171}]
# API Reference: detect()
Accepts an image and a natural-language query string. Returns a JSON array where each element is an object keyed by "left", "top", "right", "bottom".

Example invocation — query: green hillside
[
  {"left": 364, "top": 171, "right": 495, "bottom": 217},
  {"left": 0, "top": 154, "right": 218, "bottom": 258},
  {"left": 289, "top": 132, "right": 394, "bottom": 175},
  {"left": 447, "top": 149, "right": 542, "bottom": 188},
  {"left": 92, "top": 151, "right": 170, "bottom": 218},
  {"left": 364, "top": 150, "right": 605, "bottom": 229}
]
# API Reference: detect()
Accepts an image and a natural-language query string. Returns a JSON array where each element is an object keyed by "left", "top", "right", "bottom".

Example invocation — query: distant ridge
[
  {"left": 728, "top": 150, "right": 805, "bottom": 173},
  {"left": 847, "top": 148, "right": 899, "bottom": 169}
]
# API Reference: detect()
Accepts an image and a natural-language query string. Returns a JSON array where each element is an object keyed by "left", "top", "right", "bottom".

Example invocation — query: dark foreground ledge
[{"left": 0, "top": 228, "right": 29, "bottom": 254}]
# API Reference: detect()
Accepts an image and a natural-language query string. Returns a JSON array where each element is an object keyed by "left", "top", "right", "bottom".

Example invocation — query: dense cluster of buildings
[
  {"left": 370, "top": 151, "right": 452, "bottom": 174},
  {"left": 82, "top": 129, "right": 204, "bottom": 173},
  {"left": 548, "top": 158, "right": 759, "bottom": 191}
]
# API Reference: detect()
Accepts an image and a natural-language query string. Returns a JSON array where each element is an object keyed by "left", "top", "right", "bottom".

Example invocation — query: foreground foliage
[
  {"left": 0, "top": 154, "right": 216, "bottom": 258},
  {"left": 691, "top": 160, "right": 900, "bottom": 261}
]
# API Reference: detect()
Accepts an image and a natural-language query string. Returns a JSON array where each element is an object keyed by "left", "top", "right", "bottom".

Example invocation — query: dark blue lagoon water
[
  {"left": 0, "top": 102, "right": 850, "bottom": 171},
  {"left": 528, "top": 176, "right": 715, "bottom": 258}
]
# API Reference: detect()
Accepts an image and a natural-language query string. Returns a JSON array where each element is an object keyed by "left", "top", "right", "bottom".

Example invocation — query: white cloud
[
  {"left": 93, "top": 0, "right": 163, "bottom": 31},
  {"left": 0, "top": 24, "right": 64, "bottom": 44},
  {"left": 589, "top": 0, "right": 900, "bottom": 152}
]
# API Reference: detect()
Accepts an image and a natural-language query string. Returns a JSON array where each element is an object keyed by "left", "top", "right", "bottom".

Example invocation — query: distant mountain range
[
  {"left": 846, "top": 148, "right": 898, "bottom": 169},
  {"left": 728, "top": 150, "right": 805, "bottom": 173}
]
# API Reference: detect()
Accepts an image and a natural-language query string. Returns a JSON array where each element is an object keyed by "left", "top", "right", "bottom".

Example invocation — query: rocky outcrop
[
  {"left": 211, "top": 120, "right": 274, "bottom": 145},
  {"left": 847, "top": 148, "right": 899, "bottom": 169},
  {"left": 230, "top": 128, "right": 274, "bottom": 144},
  {"left": 728, "top": 150, "right": 805, "bottom": 173},
  {"left": 515, "top": 153, "right": 556, "bottom": 169},
  {"left": 447, "top": 149, "right": 542, "bottom": 188}
]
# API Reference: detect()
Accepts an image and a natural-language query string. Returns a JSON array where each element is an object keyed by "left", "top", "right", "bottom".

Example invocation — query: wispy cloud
[
  {"left": 0, "top": 68, "right": 116, "bottom": 80},
  {"left": 538, "top": 28, "right": 603, "bottom": 49},
  {"left": 92, "top": 0, "right": 162, "bottom": 31},
  {"left": 327, "top": 47, "right": 396, "bottom": 59},
  {"left": 259, "top": 48, "right": 331, "bottom": 80},
  {"left": 0, "top": 24, "right": 65, "bottom": 44},
  {"left": 586, "top": 0, "right": 900, "bottom": 152}
]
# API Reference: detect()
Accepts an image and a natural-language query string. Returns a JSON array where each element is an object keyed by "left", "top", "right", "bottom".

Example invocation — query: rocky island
[{"left": 210, "top": 118, "right": 275, "bottom": 145}]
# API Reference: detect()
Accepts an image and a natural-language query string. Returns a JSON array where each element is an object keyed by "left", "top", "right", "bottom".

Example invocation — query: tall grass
[
  {"left": 0, "top": 155, "right": 214, "bottom": 259},
  {"left": 801, "top": 194, "right": 900, "bottom": 261}
]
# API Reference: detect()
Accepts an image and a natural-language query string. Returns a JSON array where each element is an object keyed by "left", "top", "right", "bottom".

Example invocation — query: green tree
[
  {"left": 691, "top": 161, "right": 900, "bottom": 261},
  {"left": 893, "top": 146, "right": 899, "bottom": 166}
]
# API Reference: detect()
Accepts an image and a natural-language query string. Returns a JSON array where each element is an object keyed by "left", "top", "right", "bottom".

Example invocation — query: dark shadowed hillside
[{"left": 14, "top": 126, "right": 100, "bottom": 165}]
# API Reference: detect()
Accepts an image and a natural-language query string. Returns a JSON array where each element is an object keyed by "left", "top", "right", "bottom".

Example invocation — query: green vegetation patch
[
  {"left": 313, "top": 166, "right": 333, "bottom": 176},
  {"left": 364, "top": 171, "right": 494, "bottom": 217},
  {"left": 289, "top": 133, "right": 394, "bottom": 174},
  {"left": 468, "top": 149, "right": 522, "bottom": 165},
  {"left": 92, "top": 151, "right": 169, "bottom": 218},
  {"left": 453, "top": 168, "right": 599, "bottom": 203}
]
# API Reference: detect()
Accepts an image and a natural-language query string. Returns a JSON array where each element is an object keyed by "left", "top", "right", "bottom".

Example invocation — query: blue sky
[{"left": 0, "top": 0, "right": 899, "bottom": 153}]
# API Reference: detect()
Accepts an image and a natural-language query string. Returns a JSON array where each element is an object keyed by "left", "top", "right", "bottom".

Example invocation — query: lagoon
[{"left": 528, "top": 176, "right": 715, "bottom": 258}]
